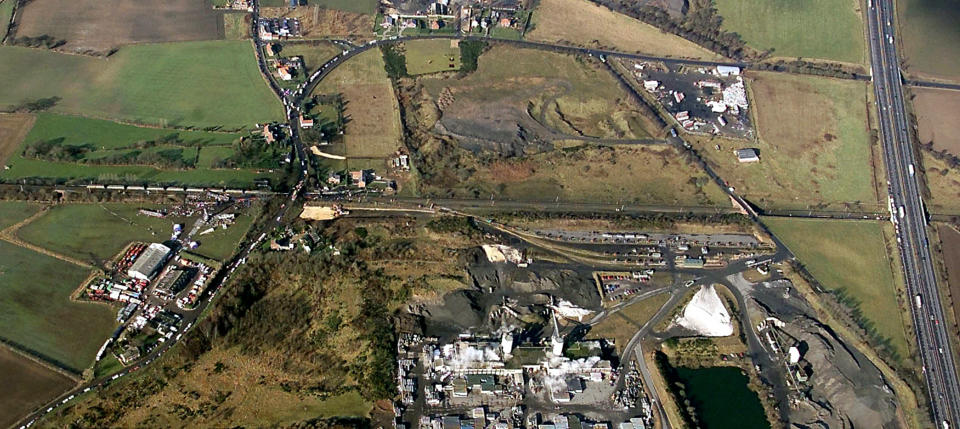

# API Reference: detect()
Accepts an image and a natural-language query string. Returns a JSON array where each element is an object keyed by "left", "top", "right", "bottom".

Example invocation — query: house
[
  {"left": 351, "top": 170, "right": 367, "bottom": 188},
  {"left": 499, "top": 17, "right": 511, "bottom": 27},
  {"left": 299, "top": 114, "right": 314, "bottom": 128},
  {"left": 266, "top": 43, "right": 278, "bottom": 56},
  {"left": 276, "top": 65, "right": 292, "bottom": 81},
  {"left": 642, "top": 80, "right": 659, "bottom": 92},
  {"left": 430, "top": 20, "right": 441, "bottom": 30},
  {"left": 735, "top": 148, "right": 760, "bottom": 163},
  {"left": 263, "top": 124, "right": 276, "bottom": 143},
  {"left": 327, "top": 172, "right": 341, "bottom": 185}
]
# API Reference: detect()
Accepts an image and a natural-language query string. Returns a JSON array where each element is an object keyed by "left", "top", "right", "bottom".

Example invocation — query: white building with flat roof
[{"left": 128, "top": 243, "right": 171, "bottom": 281}]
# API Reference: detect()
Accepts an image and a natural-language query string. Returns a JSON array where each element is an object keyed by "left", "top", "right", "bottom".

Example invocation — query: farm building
[
  {"left": 128, "top": 243, "right": 171, "bottom": 280},
  {"left": 716, "top": 65, "right": 741, "bottom": 77},
  {"left": 735, "top": 148, "right": 760, "bottom": 163}
]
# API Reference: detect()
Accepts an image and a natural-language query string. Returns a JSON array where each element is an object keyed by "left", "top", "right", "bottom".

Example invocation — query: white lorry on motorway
[{"left": 916, "top": 294, "right": 923, "bottom": 309}]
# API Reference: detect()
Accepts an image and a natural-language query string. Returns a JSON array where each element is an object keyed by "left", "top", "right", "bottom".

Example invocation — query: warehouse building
[{"left": 128, "top": 243, "right": 171, "bottom": 281}]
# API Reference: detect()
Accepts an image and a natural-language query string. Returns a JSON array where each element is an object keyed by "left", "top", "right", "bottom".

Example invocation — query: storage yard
[{"left": 621, "top": 61, "right": 752, "bottom": 139}]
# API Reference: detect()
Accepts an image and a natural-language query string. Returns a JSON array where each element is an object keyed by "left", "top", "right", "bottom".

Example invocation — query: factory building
[{"left": 127, "top": 243, "right": 172, "bottom": 281}]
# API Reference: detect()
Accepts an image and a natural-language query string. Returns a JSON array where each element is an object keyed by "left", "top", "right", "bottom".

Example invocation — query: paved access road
[{"left": 867, "top": 0, "right": 960, "bottom": 426}]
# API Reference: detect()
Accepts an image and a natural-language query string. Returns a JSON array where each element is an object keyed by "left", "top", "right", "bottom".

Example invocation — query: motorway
[{"left": 868, "top": 0, "right": 960, "bottom": 427}]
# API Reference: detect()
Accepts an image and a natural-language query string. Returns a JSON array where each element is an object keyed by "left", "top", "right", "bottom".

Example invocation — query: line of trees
[
  {"left": 23, "top": 138, "right": 196, "bottom": 169},
  {"left": 754, "top": 59, "right": 870, "bottom": 80},
  {"left": 589, "top": 0, "right": 750, "bottom": 60}
]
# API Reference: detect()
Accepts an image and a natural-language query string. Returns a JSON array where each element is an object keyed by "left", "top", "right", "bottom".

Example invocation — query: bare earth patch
[
  {"left": 913, "top": 87, "right": 960, "bottom": 156},
  {"left": 0, "top": 347, "right": 74, "bottom": 428},
  {"left": 15, "top": 0, "right": 223, "bottom": 53},
  {"left": 0, "top": 113, "right": 35, "bottom": 166},
  {"left": 528, "top": 0, "right": 721, "bottom": 60}
]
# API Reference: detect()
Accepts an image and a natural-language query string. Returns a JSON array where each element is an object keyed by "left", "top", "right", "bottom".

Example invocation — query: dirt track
[{"left": 15, "top": 0, "right": 224, "bottom": 53}]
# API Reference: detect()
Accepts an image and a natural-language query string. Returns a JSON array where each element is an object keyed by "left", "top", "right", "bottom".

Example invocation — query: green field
[
  {"left": 18, "top": 204, "right": 192, "bottom": 265},
  {"left": 274, "top": 41, "right": 341, "bottom": 75},
  {"left": 0, "top": 41, "right": 283, "bottom": 129},
  {"left": 17, "top": 113, "right": 242, "bottom": 150},
  {"left": 714, "top": 0, "right": 865, "bottom": 64},
  {"left": 898, "top": 0, "right": 960, "bottom": 81},
  {"left": 701, "top": 72, "right": 877, "bottom": 211},
  {"left": 0, "top": 241, "right": 116, "bottom": 371},
  {"left": 0, "top": 201, "right": 40, "bottom": 230},
  {"left": 0, "top": 114, "right": 283, "bottom": 187},
  {"left": 223, "top": 12, "right": 250, "bottom": 40},
  {"left": 193, "top": 213, "right": 255, "bottom": 261},
  {"left": 764, "top": 218, "right": 909, "bottom": 358},
  {"left": 313, "top": 49, "right": 403, "bottom": 158},
  {"left": 404, "top": 39, "right": 462, "bottom": 75},
  {"left": 311, "top": 0, "right": 378, "bottom": 14},
  {"left": 0, "top": 0, "right": 14, "bottom": 39}
]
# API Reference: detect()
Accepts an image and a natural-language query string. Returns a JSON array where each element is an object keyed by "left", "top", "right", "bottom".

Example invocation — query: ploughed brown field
[
  {"left": 913, "top": 87, "right": 960, "bottom": 156},
  {"left": 0, "top": 347, "right": 74, "bottom": 428},
  {"left": 0, "top": 113, "right": 35, "bottom": 166},
  {"left": 14, "top": 0, "right": 224, "bottom": 53},
  {"left": 937, "top": 224, "right": 960, "bottom": 332}
]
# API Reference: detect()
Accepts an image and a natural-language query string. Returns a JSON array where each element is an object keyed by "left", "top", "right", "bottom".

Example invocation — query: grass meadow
[
  {"left": 312, "top": 0, "right": 378, "bottom": 15},
  {"left": 404, "top": 39, "right": 462, "bottom": 75},
  {"left": 448, "top": 145, "right": 730, "bottom": 206},
  {"left": 764, "top": 217, "right": 909, "bottom": 358},
  {"left": 696, "top": 72, "right": 878, "bottom": 211},
  {"left": 0, "top": 0, "right": 14, "bottom": 38},
  {"left": 714, "top": 0, "right": 865, "bottom": 64},
  {"left": 0, "top": 241, "right": 116, "bottom": 372},
  {"left": 0, "top": 41, "right": 283, "bottom": 129},
  {"left": 17, "top": 203, "right": 192, "bottom": 265},
  {"left": 0, "top": 201, "right": 40, "bottom": 230},
  {"left": 588, "top": 292, "right": 670, "bottom": 352},
  {"left": 313, "top": 49, "right": 403, "bottom": 158},
  {"left": 274, "top": 41, "right": 341, "bottom": 75},
  {"left": 193, "top": 213, "right": 256, "bottom": 261},
  {"left": 0, "top": 113, "right": 281, "bottom": 187}
]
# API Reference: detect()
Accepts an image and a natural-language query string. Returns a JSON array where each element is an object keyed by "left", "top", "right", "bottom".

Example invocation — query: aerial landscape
[{"left": 1, "top": 0, "right": 960, "bottom": 428}]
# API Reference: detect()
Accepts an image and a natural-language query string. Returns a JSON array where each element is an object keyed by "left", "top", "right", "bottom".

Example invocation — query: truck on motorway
[
  {"left": 898, "top": 206, "right": 905, "bottom": 218},
  {"left": 916, "top": 294, "right": 923, "bottom": 309},
  {"left": 909, "top": 164, "right": 915, "bottom": 176}
]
